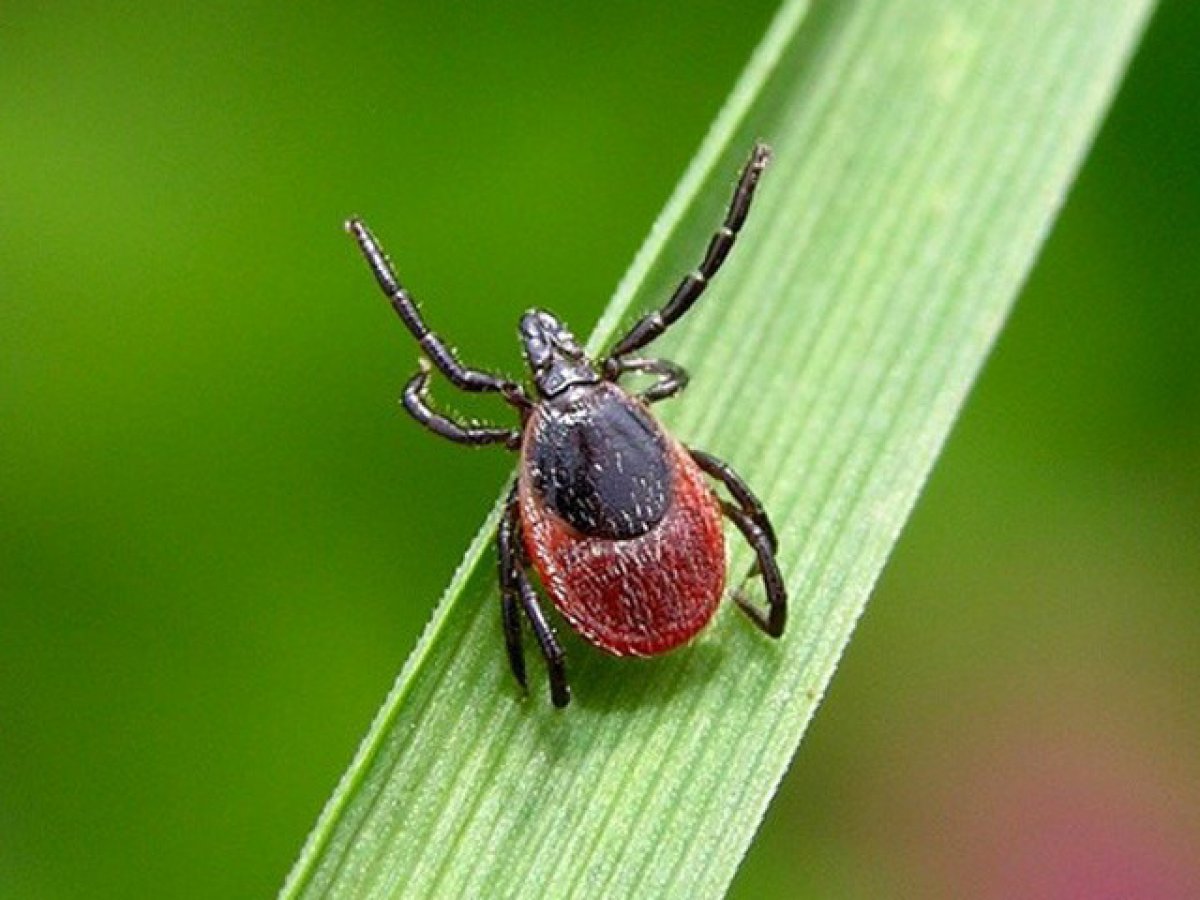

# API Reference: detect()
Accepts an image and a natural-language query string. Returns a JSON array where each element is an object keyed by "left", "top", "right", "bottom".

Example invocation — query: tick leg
[
  {"left": 517, "top": 574, "right": 571, "bottom": 708},
  {"left": 347, "top": 217, "right": 531, "bottom": 410},
  {"left": 403, "top": 362, "right": 522, "bottom": 449},
  {"left": 497, "top": 488, "right": 528, "bottom": 691},
  {"left": 605, "top": 143, "right": 771, "bottom": 360},
  {"left": 498, "top": 486, "right": 571, "bottom": 707},
  {"left": 603, "top": 356, "right": 690, "bottom": 403},
  {"left": 720, "top": 501, "right": 787, "bottom": 638},
  {"left": 689, "top": 448, "right": 777, "bottom": 553}
]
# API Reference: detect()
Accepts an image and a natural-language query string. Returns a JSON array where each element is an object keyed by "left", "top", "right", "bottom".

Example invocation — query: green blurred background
[{"left": 2, "top": 3, "right": 1196, "bottom": 897}]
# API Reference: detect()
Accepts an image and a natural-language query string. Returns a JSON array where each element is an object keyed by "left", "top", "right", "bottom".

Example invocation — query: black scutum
[{"left": 528, "top": 383, "right": 671, "bottom": 540}]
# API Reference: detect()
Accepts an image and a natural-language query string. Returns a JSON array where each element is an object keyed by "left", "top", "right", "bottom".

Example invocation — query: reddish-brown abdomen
[{"left": 519, "top": 435, "right": 726, "bottom": 657}]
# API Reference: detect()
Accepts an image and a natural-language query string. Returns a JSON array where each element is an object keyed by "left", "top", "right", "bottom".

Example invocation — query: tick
[{"left": 347, "top": 143, "right": 785, "bottom": 707}]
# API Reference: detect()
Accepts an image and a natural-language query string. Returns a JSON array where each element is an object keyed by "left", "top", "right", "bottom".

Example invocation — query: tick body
[
  {"left": 519, "top": 381, "right": 726, "bottom": 656},
  {"left": 348, "top": 143, "right": 784, "bottom": 707}
]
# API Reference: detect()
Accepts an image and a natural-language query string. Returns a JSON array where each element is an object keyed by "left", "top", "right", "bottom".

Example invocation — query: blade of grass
[{"left": 283, "top": 1, "right": 1154, "bottom": 896}]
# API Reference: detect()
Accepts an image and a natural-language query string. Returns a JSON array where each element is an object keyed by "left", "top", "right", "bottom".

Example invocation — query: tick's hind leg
[
  {"left": 497, "top": 493, "right": 528, "bottom": 691},
  {"left": 690, "top": 449, "right": 777, "bottom": 551},
  {"left": 690, "top": 447, "right": 786, "bottom": 638},
  {"left": 498, "top": 487, "right": 571, "bottom": 707},
  {"left": 720, "top": 501, "right": 786, "bottom": 638}
]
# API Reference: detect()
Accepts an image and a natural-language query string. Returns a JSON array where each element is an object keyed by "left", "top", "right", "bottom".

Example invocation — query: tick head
[{"left": 519, "top": 310, "right": 599, "bottom": 398}]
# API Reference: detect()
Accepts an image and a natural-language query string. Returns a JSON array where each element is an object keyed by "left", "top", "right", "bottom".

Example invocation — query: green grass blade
[{"left": 283, "top": 1, "right": 1153, "bottom": 896}]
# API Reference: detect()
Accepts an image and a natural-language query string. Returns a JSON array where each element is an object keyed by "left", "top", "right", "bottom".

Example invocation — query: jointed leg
[
  {"left": 689, "top": 445, "right": 786, "bottom": 637},
  {"left": 689, "top": 448, "right": 777, "bottom": 552},
  {"left": 403, "top": 363, "right": 521, "bottom": 449},
  {"left": 348, "top": 217, "right": 530, "bottom": 409},
  {"left": 498, "top": 487, "right": 571, "bottom": 707},
  {"left": 604, "top": 356, "right": 690, "bottom": 403},
  {"left": 497, "top": 490, "right": 528, "bottom": 690},
  {"left": 720, "top": 501, "right": 787, "bottom": 638},
  {"left": 606, "top": 143, "right": 772, "bottom": 360},
  {"left": 517, "top": 573, "right": 570, "bottom": 708}
]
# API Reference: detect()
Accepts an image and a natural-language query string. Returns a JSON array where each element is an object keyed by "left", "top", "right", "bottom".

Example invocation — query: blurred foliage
[{"left": 1, "top": 2, "right": 1195, "bottom": 898}]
